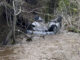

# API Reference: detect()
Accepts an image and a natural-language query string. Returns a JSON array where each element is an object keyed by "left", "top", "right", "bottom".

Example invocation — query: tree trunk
[{"left": 12, "top": 14, "right": 16, "bottom": 44}]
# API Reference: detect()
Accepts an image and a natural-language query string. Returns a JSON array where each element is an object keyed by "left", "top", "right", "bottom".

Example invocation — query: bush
[{"left": 67, "top": 27, "right": 80, "bottom": 33}]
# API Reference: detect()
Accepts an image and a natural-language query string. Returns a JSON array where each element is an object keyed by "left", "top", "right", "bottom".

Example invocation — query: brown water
[{"left": 0, "top": 32, "right": 80, "bottom": 60}]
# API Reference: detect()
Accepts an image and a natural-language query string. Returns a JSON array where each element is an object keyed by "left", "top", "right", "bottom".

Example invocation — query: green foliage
[
  {"left": 58, "top": 0, "right": 78, "bottom": 15},
  {"left": 58, "top": 0, "right": 70, "bottom": 11},
  {"left": 67, "top": 27, "right": 80, "bottom": 33},
  {"left": 45, "top": 0, "right": 59, "bottom": 14},
  {"left": 11, "top": 40, "right": 15, "bottom": 44},
  {"left": 44, "top": 15, "right": 49, "bottom": 23},
  {"left": 70, "top": 2, "right": 78, "bottom": 15},
  {"left": 44, "top": 0, "right": 59, "bottom": 22}
]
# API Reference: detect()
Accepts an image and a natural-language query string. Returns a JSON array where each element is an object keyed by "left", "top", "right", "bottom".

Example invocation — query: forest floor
[{"left": 0, "top": 32, "right": 80, "bottom": 60}]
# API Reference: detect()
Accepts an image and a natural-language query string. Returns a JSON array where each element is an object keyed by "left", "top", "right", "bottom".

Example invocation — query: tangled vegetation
[
  {"left": 0, "top": 0, "right": 80, "bottom": 44},
  {"left": 43, "top": 0, "right": 80, "bottom": 32}
]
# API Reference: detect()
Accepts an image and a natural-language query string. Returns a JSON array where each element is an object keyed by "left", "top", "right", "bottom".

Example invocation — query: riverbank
[{"left": 0, "top": 32, "right": 80, "bottom": 60}]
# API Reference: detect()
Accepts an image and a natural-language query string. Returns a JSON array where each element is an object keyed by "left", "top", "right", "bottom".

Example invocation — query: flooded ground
[{"left": 0, "top": 32, "right": 80, "bottom": 60}]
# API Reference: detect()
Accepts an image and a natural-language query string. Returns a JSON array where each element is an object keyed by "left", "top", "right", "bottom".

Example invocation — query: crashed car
[{"left": 26, "top": 16, "right": 63, "bottom": 35}]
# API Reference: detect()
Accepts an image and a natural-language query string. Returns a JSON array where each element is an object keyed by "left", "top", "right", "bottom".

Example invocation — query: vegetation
[
  {"left": 25, "top": 0, "right": 38, "bottom": 5},
  {"left": 67, "top": 26, "right": 80, "bottom": 33},
  {"left": 0, "top": 0, "right": 80, "bottom": 45}
]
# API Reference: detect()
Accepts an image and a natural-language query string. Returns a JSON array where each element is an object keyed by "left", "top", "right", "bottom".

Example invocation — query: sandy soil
[{"left": 0, "top": 32, "right": 80, "bottom": 60}]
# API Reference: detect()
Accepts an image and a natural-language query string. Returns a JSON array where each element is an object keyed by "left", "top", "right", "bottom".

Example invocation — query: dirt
[{"left": 0, "top": 32, "right": 80, "bottom": 60}]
